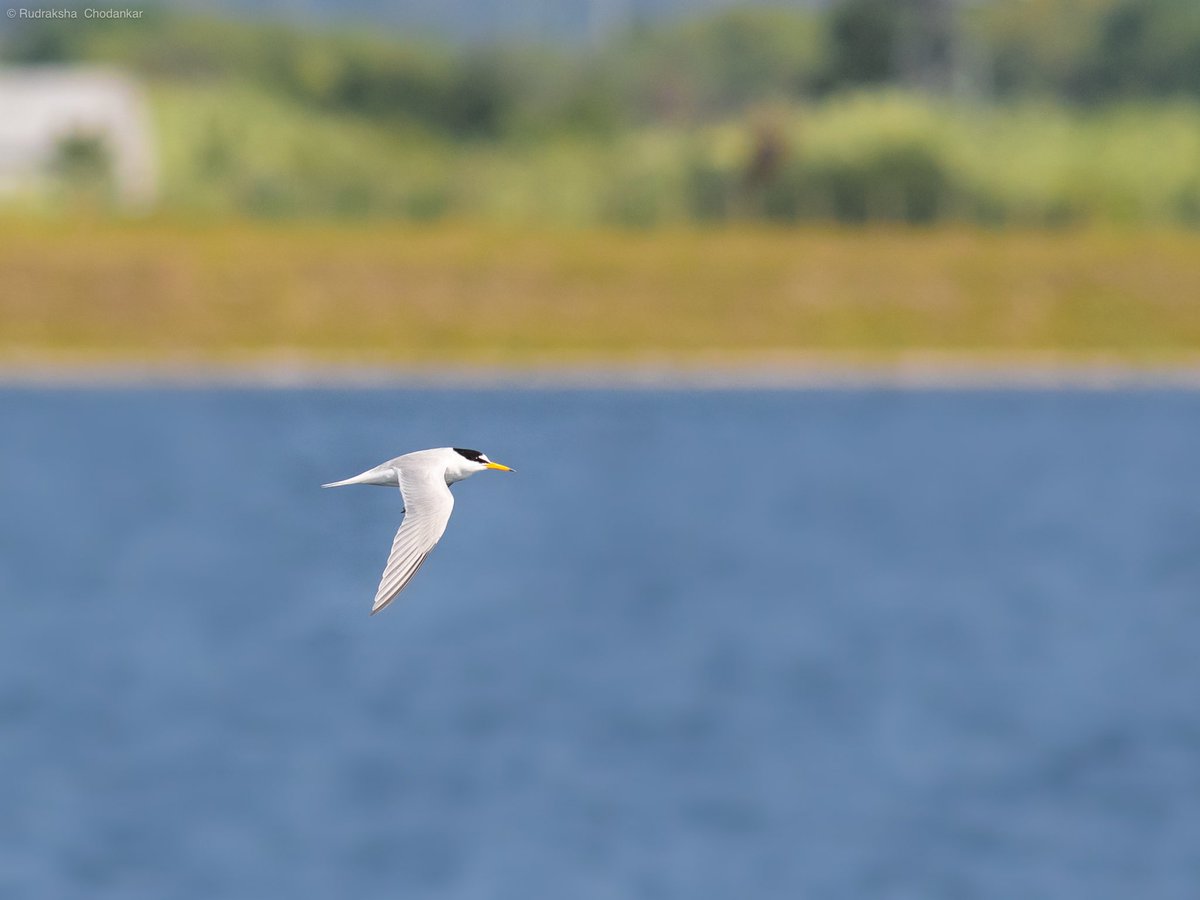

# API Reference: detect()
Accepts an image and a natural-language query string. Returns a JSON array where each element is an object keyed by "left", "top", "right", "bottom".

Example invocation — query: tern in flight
[{"left": 323, "top": 447, "right": 514, "bottom": 614}]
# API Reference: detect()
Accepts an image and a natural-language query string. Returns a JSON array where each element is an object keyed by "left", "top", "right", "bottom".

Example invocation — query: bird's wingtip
[{"left": 369, "top": 595, "right": 391, "bottom": 615}]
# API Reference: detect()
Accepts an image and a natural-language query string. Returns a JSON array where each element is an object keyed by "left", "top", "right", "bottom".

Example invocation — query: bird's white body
[
  {"left": 322, "top": 448, "right": 490, "bottom": 490},
  {"left": 322, "top": 447, "right": 512, "bottom": 615}
]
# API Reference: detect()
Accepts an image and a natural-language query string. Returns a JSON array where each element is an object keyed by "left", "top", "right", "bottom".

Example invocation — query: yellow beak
[{"left": 485, "top": 461, "right": 514, "bottom": 472}]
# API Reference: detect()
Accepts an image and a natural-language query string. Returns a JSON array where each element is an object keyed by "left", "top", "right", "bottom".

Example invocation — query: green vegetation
[
  {"left": 3, "top": 223, "right": 1200, "bottom": 363},
  {"left": 144, "top": 86, "right": 1200, "bottom": 227},
  {"left": 5, "top": 2, "right": 1200, "bottom": 226}
]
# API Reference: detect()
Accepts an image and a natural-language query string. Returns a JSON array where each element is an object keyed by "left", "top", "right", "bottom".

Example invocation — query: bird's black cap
[{"left": 453, "top": 448, "right": 486, "bottom": 462}]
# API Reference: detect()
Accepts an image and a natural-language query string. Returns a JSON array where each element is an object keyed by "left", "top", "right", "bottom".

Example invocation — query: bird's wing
[{"left": 371, "top": 466, "right": 455, "bottom": 615}]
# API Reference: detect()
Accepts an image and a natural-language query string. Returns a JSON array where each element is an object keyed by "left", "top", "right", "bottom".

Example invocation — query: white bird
[{"left": 322, "top": 447, "right": 514, "bottom": 615}]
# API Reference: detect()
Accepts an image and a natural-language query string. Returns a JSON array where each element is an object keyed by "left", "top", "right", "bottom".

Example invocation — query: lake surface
[{"left": 1, "top": 387, "right": 1198, "bottom": 899}]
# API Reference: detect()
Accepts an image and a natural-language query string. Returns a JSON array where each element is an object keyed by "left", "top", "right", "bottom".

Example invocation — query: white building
[{"left": 0, "top": 66, "right": 156, "bottom": 207}]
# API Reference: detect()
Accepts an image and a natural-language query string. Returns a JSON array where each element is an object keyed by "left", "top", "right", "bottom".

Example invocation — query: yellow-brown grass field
[{"left": 3, "top": 221, "right": 1200, "bottom": 373}]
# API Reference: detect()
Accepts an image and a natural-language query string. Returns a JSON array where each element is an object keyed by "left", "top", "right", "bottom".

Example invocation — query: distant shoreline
[
  {"left": 7, "top": 228, "right": 1200, "bottom": 378},
  {"left": 5, "top": 355, "right": 1200, "bottom": 389}
]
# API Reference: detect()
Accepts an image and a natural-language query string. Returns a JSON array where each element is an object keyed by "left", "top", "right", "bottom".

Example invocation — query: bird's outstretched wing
[{"left": 371, "top": 466, "right": 455, "bottom": 614}]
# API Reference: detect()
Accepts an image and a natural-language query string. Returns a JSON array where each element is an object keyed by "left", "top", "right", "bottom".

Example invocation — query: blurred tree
[
  {"left": 826, "top": 0, "right": 964, "bottom": 94},
  {"left": 982, "top": 0, "right": 1200, "bottom": 101},
  {"left": 51, "top": 132, "right": 115, "bottom": 212},
  {"left": 1088, "top": 0, "right": 1200, "bottom": 97},
  {"left": 442, "top": 56, "right": 515, "bottom": 138},
  {"left": 826, "top": 0, "right": 902, "bottom": 86}
]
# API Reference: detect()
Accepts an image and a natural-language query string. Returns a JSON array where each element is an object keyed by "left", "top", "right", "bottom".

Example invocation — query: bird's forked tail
[{"left": 321, "top": 466, "right": 395, "bottom": 488}]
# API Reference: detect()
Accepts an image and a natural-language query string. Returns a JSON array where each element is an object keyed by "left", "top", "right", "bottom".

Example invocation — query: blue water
[{"left": 1, "top": 388, "right": 1198, "bottom": 899}]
